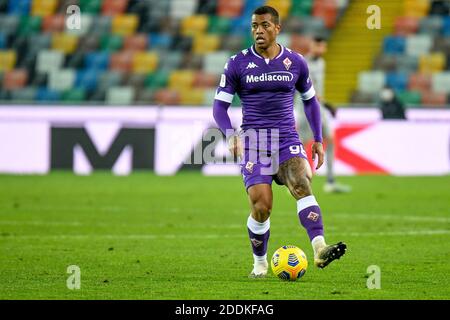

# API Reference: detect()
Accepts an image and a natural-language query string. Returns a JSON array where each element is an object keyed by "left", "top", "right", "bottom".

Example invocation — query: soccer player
[
  {"left": 213, "top": 6, "right": 347, "bottom": 278},
  {"left": 297, "top": 36, "right": 351, "bottom": 193}
]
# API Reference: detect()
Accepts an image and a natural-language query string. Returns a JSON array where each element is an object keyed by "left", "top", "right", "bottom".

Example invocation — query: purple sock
[
  {"left": 247, "top": 215, "right": 270, "bottom": 257},
  {"left": 297, "top": 195, "right": 324, "bottom": 241}
]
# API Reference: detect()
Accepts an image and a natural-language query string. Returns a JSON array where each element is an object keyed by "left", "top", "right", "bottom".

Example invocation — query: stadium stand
[
  {"left": 0, "top": 0, "right": 447, "bottom": 108},
  {"left": 352, "top": 0, "right": 450, "bottom": 107}
]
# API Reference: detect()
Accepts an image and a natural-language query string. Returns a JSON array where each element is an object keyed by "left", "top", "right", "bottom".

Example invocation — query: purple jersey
[{"left": 214, "top": 44, "right": 316, "bottom": 138}]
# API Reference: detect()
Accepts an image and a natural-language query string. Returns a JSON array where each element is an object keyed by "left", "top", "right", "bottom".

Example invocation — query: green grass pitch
[{"left": 0, "top": 172, "right": 449, "bottom": 300}]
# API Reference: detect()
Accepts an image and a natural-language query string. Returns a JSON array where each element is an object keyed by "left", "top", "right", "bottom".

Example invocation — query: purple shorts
[{"left": 239, "top": 130, "right": 308, "bottom": 190}]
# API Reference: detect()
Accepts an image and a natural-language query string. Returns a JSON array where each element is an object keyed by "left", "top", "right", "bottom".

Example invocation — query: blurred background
[{"left": 0, "top": 0, "right": 449, "bottom": 176}]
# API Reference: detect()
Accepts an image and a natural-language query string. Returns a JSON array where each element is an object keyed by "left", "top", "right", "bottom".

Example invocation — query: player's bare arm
[{"left": 311, "top": 141, "right": 324, "bottom": 170}]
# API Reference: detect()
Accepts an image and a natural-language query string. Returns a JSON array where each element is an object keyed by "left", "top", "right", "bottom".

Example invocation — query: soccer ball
[{"left": 271, "top": 245, "right": 308, "bottom": 281}]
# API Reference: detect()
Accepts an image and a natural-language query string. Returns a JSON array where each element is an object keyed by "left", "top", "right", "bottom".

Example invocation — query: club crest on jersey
[
  {"left": 245, "top": 161, "right": 254, "bottom": 173},
  {"left": 307, "top": 211, "right": 320, "bottom": 222},
  {"left": 250, "top": 238, "right": 263, "bottom": 247},
  {"left": 283, "top": 57, "right": 292, "bottom": 70}
]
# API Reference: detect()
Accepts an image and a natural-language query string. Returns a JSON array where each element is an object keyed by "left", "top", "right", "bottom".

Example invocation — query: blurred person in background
[
  {"left": 297, "top": 36, "right": 352, "bottom": 193},
  {"left": 379, "top": 87, "right": 406, "bottom": 120}
]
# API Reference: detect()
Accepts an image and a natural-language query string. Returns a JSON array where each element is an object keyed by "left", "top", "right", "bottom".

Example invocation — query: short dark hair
[
  {"left": 253, "top": 6, "right": 280, "bottom": 25},
  {"left": 313, "top": 36, "right": 327, "bottom": 43}
]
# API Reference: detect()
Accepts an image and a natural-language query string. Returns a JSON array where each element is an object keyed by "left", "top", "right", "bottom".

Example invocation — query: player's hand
[
  {"left": 311, "top": 142, "right": 324, "bottom": 170},
  {"left": 227, "top": 134, "right": 243, "bottom": 159}
]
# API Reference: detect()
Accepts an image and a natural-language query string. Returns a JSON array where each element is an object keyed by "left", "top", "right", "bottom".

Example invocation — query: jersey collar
[{"left": 250, "top": 44, "right": 284, "bottom": 60}]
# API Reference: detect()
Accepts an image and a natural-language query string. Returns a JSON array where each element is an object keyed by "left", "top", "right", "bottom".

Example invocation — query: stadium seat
[
  {"left": 158, "top": 51, "right": 183, "bottom": 71},
  {"left": 65, "top": 51, "right": 85, "bottom": 69},
  {"left": 106, "top": 86, "right": 135, "bottom": 105},
  {"left": 179, "top": 88, "right": 205, "bottom": 105},
  {"left": 208, "top": 16, "right": 231, "bottom": 34},
  {"left": 98, "top": 71, "right": 124, "bottom": 90},
  {"left": 312, "top": 0, "right": 338, "bottom": 29},
  {"left": 383, "top": 36, "right": 406, "bottom": 54},
  {"left": 432, "top": 72, "right": 450, "bottom": 94},
  {"left": 154, "top": 88, "right": 180, "bottom": 105},
  {"left": 18, "top": 16, "right": 42, "bottom": 35},
  {"left": 109, "top": 51, "right": 134, "bottom": 72},
  {"left": 0, "top": 15, "right": 20, "bottom": 36},
  {"left": 418, "top": 16, "right": 443, "bottom": 36},
  {"left": 193, "top": 34, "right": 220, "bottom": 54},
  {"left": 443, "top": 17, "right": 450, "bottom": 37},
  {"left": 290, "top": 35, "right": 312, "bottom": 55},
  {"left": 291, "top": 0, "right": 313, "bottom": 17},
  {"left": 8, "top": 0, "right": 31, "bottom": 15},
  {"left": 135, "top": 88, "right": 155, "bottom": 104},
  {"left": 132, "top": 51, "right": 158, "bottom": 74},
  {"left": 48, "top": 68, "right": 75, "bottom": 91},
  {"left": 403, "top": 0, "right": 429, "bottom": 18},
  {"left": 0, "top": 50, "right": 17, "bottom": 71},
  {"left": 181, "top": 15, "right": 209, "bottom": 37},
  {"left": 61, "top": 88, "right": 86, "bottom": 103},
  {"left": 31, "top": 0, "right": 58, "bottom": 17},
  {"left": 396, "top": 54, "right": 418, "bottom": 72},
  {"left": 419, "top": 53, "right": 446, "bottom": 73},
  {"left": 217, "top": 0, "right": 243, "bottom": 18},
  {"left": 0, "top": 33, "right": 6, "bottom": 49},
  {"left": 29, "top": 33, "right": 52, "bottom": 54},
  {"left": 35, "top": 87, "right": 60, "bottom": 102},
  {"left": 277, "top": 34, "right": 291, "bottom": 48},
  {"left": 52, "top": 32, "right": 79, "bottom": 54},
  {"left": 266, "top": 0, "right": 291, "bottom": 19},
  {"left": 373, "top": 54, "right": 398, "bottom": 71},
  {"left": 203, "top": 51, "right": 230, "bottom": 75},
  {"left": 168, "top": 70, "right": 195, "bottom": 90},
  {"left": 90, "top": 16, "right": 112, "bottom": 35},
  {"left": 102, "top": 0, "right": 129, "bottom": 16},
  {"left": 148, "top": 33, "right": 172, "bottom": 50},
  {"left": 405, "top": 35, "right": 432, "bottom": 57},
  {"left": 350, "top": 90, "right": 376, "bottom": 104},
  {"left": 10, "top": 86, "right": 36, "bottom": 101},
  {"left": 100, "top": 34, "right": 123, "bottom": 52},
  {"left": 219, "top": 35, "right": 243, "bottom": 52},
  {"left": 123, "top": 34, "right": 148, "bottom": 52},
  {"left": 85, "top": 52, "right": 110, "bottom": 70},
  {"left": 79, "top": 0, "right": 102, "bottom": 13},
  {"left": 197, "top": 0, "right": 218, "bottom": 15},
  {"left": 357, "top": 71, "right": 386, "bottom": 94},
  {"left": 386, "top": 72, "right": 408, "bottom": 91},
  {"left": 42, "top": 14, "right": 65, "bottom": 32},
  {"left": 408, "top": 72, "right": 431, "bottom": 92},
  {"left": 145, "top": 70, "right": 169, "bottom": 89},
  {"left": 170, "top": 0, "right": 198, "bottom": 19},
  {"left": 421, "top": 90, "right": 447, "bottom": 107},
  {"left": 78, "top": 34, "right": 100, "bottom": 52},
  {"left": 394, "top": 16, "right": 419, "bottom": 35},
  {"left": 193, "top": 72, "right": 219, "bottom": 88},
  {"left": 3, "top": 69, "right": 28, "bottom": 90},
  {"left": 396, "top": 90, "right": 422, "bottom": 106},
  {"left": 36, "top": 50, "right": 64, "bottom": 73},
  {"left": 229, "top": 16, "right": 250, "bottom": 35},
  {"left": 124, "top": 73, "right": 146, "bottom": 89},
  {"left": 203, "top": 88, "right": 217, "bottom": 105},
  {"left": 74, "top": 69, "right": 99, "bottom": 91},
  {"left": 111, "top": 15, "right": 138, "bottom": 36},
  {"left": 30, "top": 72, "right": 48, "bottom": 86}
]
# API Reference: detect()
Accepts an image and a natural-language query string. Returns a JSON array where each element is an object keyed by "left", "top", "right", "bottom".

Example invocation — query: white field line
[{"left": 1, "top": 229, "right": 449, "bottom": 241}]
